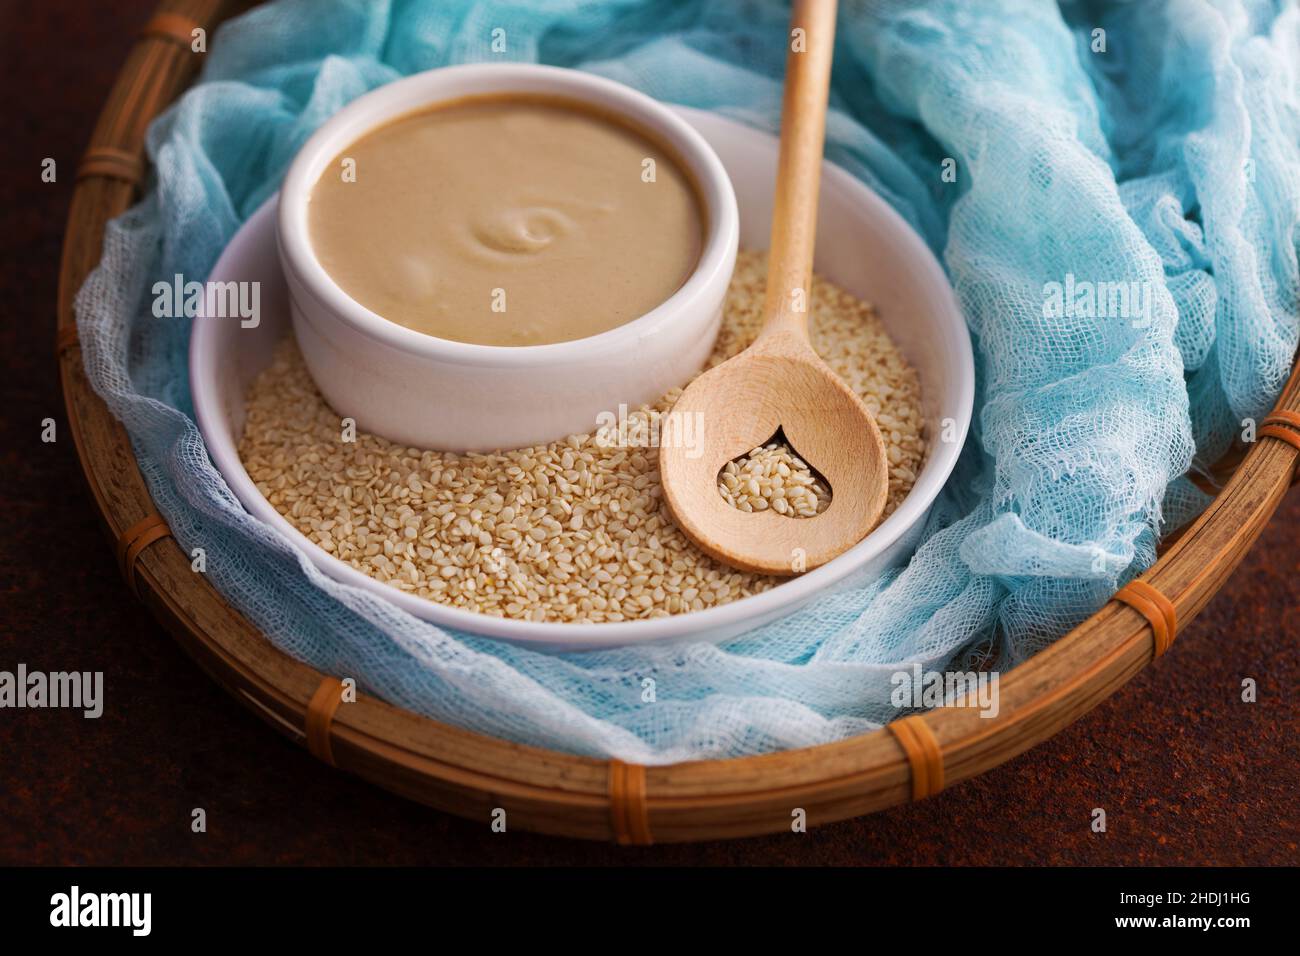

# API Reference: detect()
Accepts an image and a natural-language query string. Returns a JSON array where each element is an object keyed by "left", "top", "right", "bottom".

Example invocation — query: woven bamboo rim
[{"left": 58, "top": 0, "right": 1300, "bottom": 843}]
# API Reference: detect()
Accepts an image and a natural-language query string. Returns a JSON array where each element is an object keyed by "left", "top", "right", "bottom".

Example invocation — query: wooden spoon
[{"left": 659, "top": 0, "right": 888, "bottom": 577}]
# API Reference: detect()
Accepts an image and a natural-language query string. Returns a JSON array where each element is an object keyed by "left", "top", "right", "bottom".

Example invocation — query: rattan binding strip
[
  {"left": 888, "top": 715, "right": 944, "bottom": 800},
  {"left": 141, "top": 12, "right": 202, "bottom": 47},
  {"left": 608, "top": 760, "right": 652, "bottom": 845},
  {"left": 76, "top": 147, "right": 144, "bottom": 186},
  {"left": 1260, "top": 411, "right": 1300, "bottom": 484},
  {"left": 1114, "top": 579, "right": 1178, "bottom": 659},
  {"left": 306, "top": 677, "right": 345, "bottom": 766},
  {"left": 115, "top": 514, "right": 172, "bottom": 596}
]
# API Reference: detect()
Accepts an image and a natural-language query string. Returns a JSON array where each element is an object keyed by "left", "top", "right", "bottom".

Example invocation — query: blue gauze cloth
[{"left": 76, "top": 0, "right": 1300, "bottom": 763}]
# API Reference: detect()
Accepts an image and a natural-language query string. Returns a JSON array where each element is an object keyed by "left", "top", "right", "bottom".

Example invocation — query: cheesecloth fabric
[{"left": 76, "top": 0, "right": 1300, "bottom": 762}]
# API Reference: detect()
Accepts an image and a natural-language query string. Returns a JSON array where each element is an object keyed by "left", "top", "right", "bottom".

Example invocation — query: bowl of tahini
[{"left": 277, "top": 63, "right": 739, "bottom": 452}]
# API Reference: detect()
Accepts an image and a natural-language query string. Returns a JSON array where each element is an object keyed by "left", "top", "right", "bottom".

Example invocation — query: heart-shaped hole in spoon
[{"left": 717, "top": 427, "right": 833, "bottom": 519}]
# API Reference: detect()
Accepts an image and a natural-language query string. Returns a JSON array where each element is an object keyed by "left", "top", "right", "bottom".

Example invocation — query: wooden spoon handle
[{"left": 761, "top": 0, "right": 838, "bottom": 342}]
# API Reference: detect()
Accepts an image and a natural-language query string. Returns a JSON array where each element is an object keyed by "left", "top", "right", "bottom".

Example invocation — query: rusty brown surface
[{"left": 1, "top": 0, "right": 1296, "bottom": 866}]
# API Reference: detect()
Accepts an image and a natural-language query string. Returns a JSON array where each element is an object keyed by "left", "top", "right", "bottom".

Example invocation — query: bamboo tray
[{"left": 57, "top": 0, "right": 1300, "bottom": 843}]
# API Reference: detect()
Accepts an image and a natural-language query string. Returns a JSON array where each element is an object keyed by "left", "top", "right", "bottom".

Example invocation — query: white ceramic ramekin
[{"left": 277, "top": 64, "right": 739, "bottom": 452}]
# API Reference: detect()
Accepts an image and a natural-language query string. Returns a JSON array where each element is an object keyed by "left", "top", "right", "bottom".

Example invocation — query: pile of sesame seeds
[
  {"left": 718, "top": 443, "right": 831, "bottom": 517},
  {"left": 238, "top": 250, "right": 926, "bottom": 623}
]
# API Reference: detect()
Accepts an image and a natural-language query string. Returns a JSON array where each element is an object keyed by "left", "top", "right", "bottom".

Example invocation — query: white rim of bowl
[
  {"left": 197, "top": 106, "right": 974, "bottom": 650},
  {"left": 277, "top": 63, "right": 739, "bottom": 366}
]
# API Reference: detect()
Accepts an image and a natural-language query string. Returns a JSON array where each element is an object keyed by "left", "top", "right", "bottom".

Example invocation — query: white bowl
[
  {"left": 278, "top": 64, "right": 739, "bottom": 452},
  {"left": 193, "top": 107, "right": 974, "bottom": 652}
]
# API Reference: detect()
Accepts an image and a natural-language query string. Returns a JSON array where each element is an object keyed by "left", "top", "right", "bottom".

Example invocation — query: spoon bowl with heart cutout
[{"left": 659, "top": 0, "right": 890, "bottom": 576}]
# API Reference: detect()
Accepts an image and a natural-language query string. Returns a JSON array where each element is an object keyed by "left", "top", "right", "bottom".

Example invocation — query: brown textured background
[{"left": 1, "top": 1, "right": 1296, "bottom": 866}]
